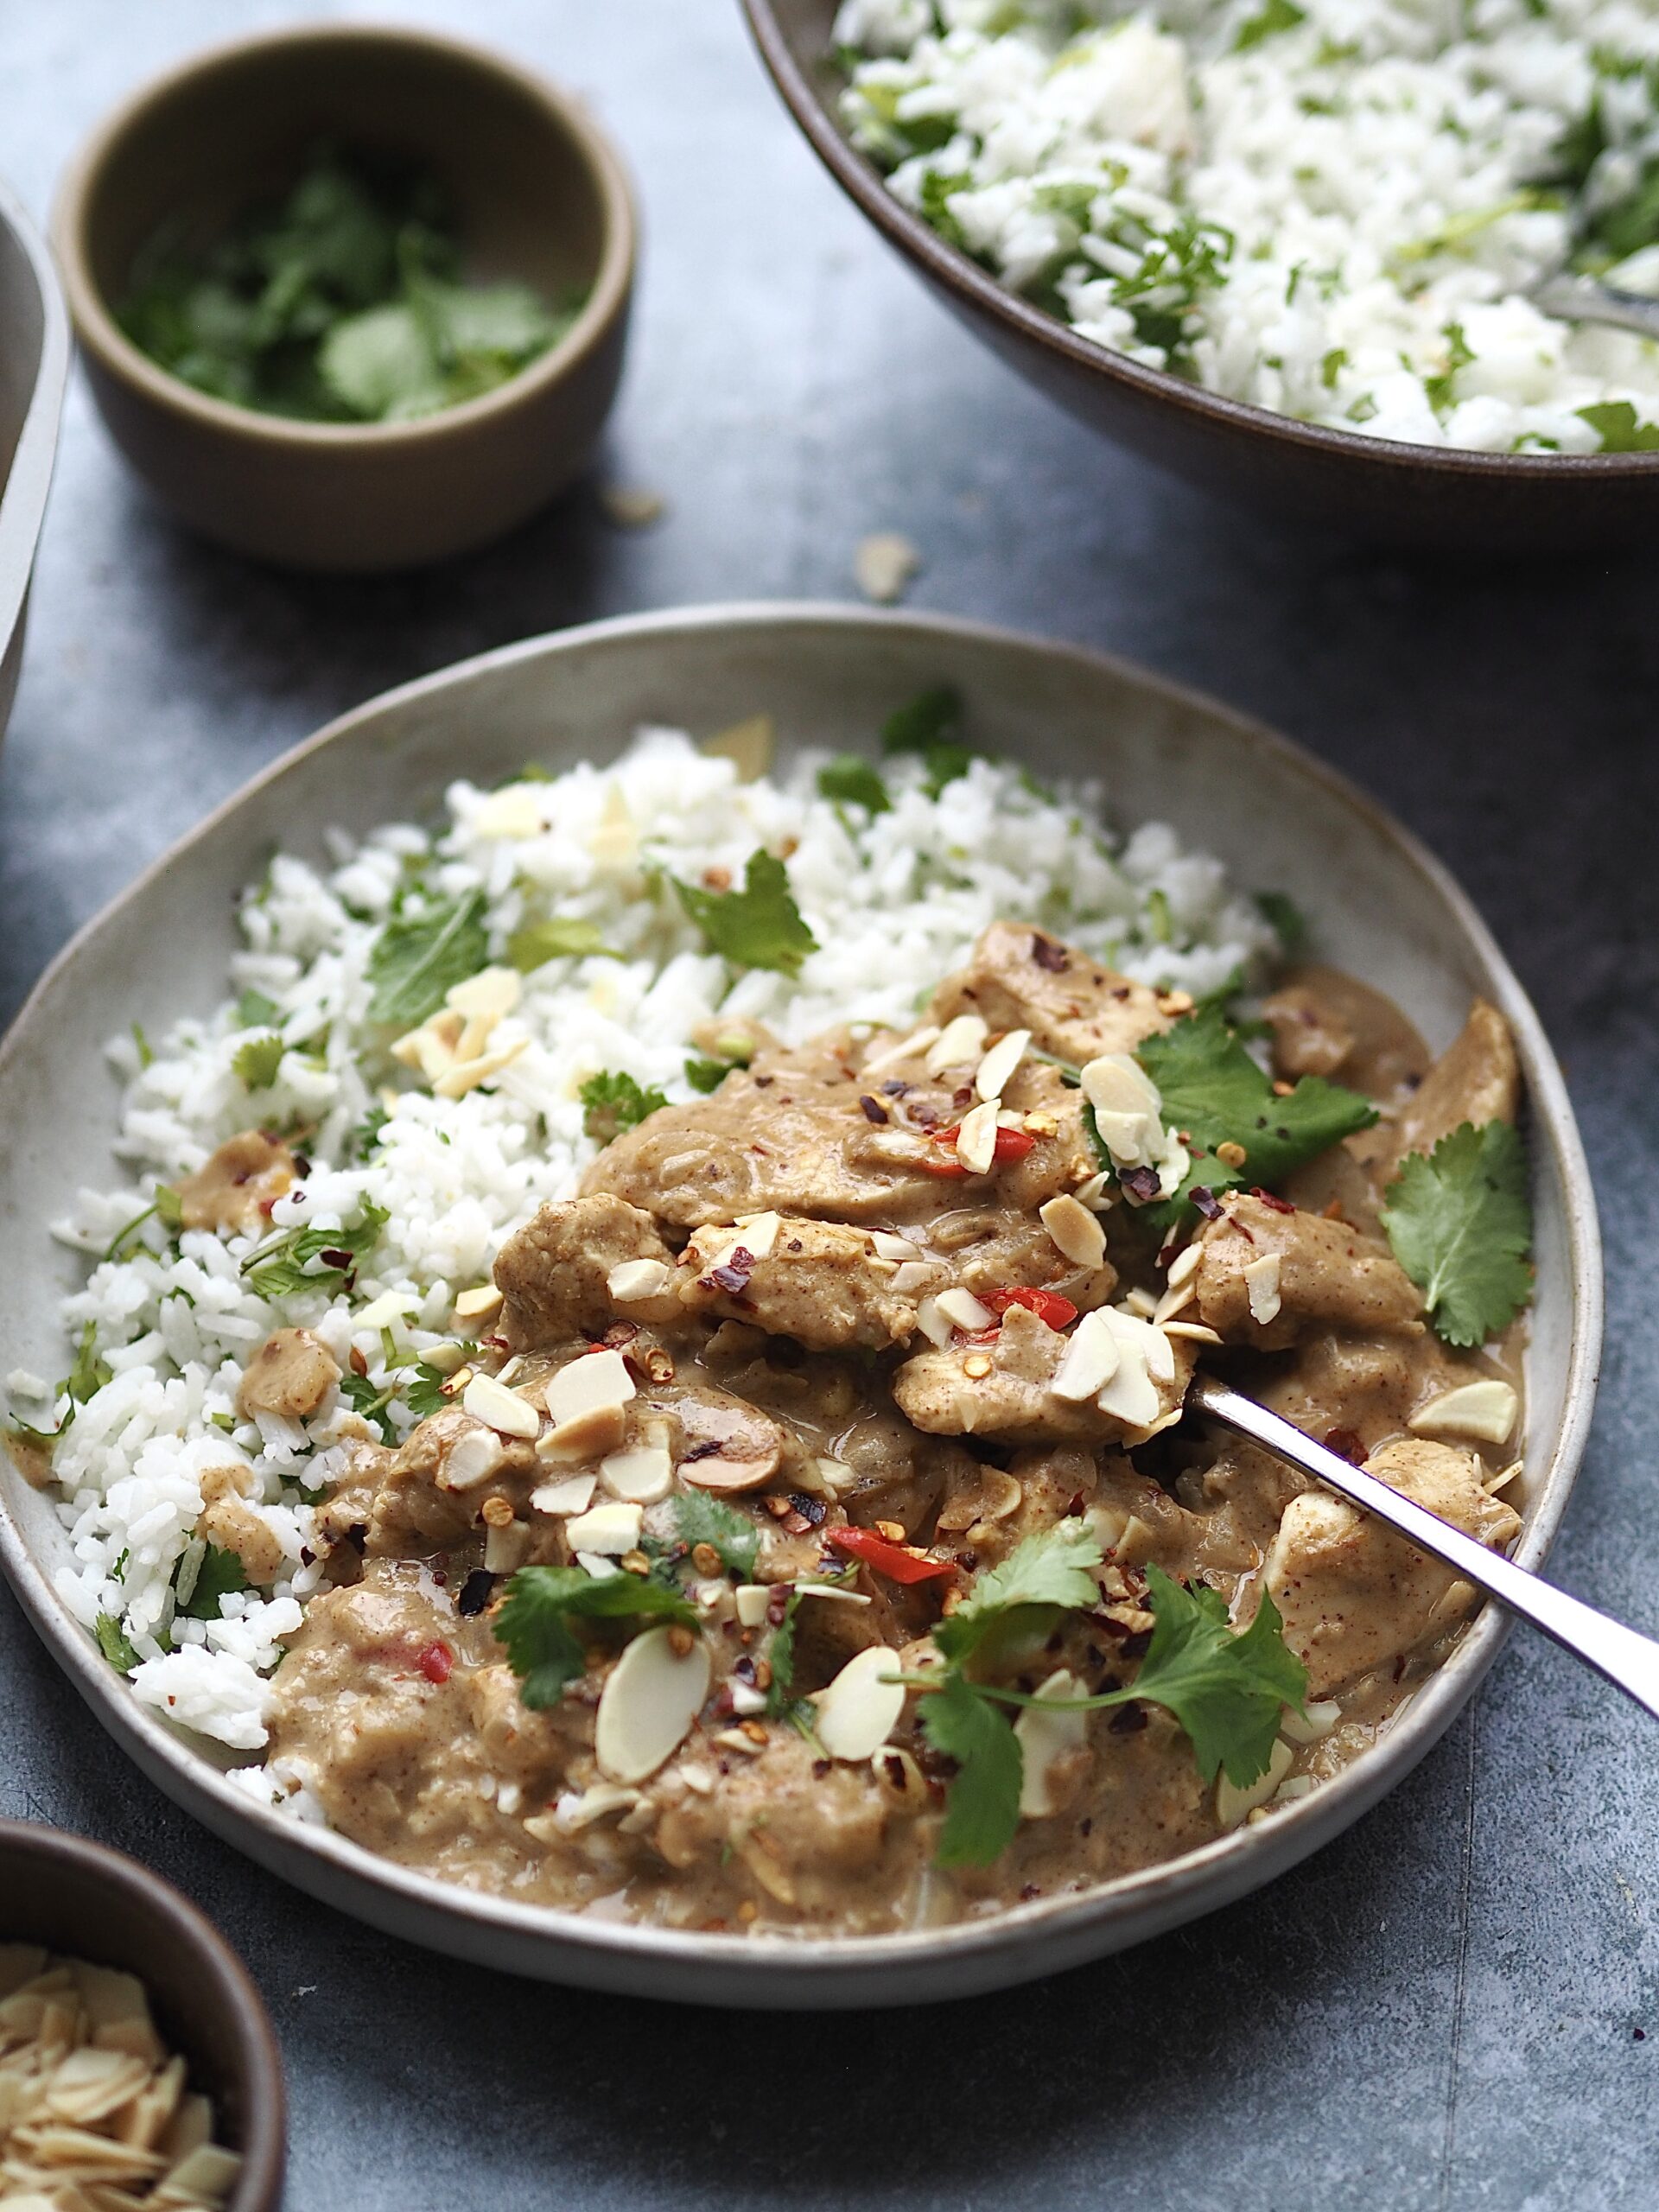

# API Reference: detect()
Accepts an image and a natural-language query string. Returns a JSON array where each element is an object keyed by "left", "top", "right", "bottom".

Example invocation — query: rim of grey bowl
[
  {"left": 0, "top": 172, "right": 69, "bottom": 656},
  {"left": 0, "top": 1817, "right": 286, "bottom": 2209},
  {"left": 741, "top": 0, "right": 1659, "bottom": 488},
  {"left": 50, "top": 21, "right": 637, "bottom": 449},
  {"left": 0, "top": 603, "right": 1604, "bottom": 2004}
]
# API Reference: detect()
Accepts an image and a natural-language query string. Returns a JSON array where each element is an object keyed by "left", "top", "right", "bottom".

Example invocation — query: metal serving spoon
[
  {"left": 1186, "top": 1374, "right": 1659, "bottom": 1724},
  {"left": 1529, "top": 270, "right": 1659, "bottom": 344}
]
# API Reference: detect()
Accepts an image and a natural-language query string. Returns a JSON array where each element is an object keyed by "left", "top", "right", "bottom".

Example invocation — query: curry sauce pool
[{"left": 6, "top": 710, "right": 1535, "bottom": 1934}]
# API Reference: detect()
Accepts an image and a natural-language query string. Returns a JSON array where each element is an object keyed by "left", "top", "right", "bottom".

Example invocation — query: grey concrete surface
[{"left": 1, "top": 3, "right": 1656, "bottom": 2205}]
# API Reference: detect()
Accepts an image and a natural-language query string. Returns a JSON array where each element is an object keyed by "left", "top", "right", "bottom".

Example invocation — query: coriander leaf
[
  {"left": 95, "top": 1612, "right": 139, "bottom": 1674},
  {"left": 879, "top": 684, "right": 978, "bottom": 797},
  {"left": 766, "top": 1587, "right": 804, "bottom": 1717},
  {"left": 1128, "top": 1566, "right": 1306, "bottom": 1786},
  {"left": 404, "top": 1357, "right": 461, "bottom": 1422},
  {"left": 1135, "top": 1003, "right": 1376, "bottom": 1229},
  {"left": 579, "top": 1070, "right": 669, "bottom": 1143},
  {"left": 66, "top": 1323, "right": 111, "bottom": 1408},
  {"left": 922, "top": 1670, "right": 1024, "bottom": 1867},
  {"left": 506, "top": 917, "right": 619, "bottom": 972},
  {"left": 235, "top": 988, "right": 280, "bottom": 1027},
  {"left": 242, "top": 1202, "right": 389, "bottom": 1300},
  {"left": 339, "top": 1370, "right": 398, "bottom": 1445},
  {"left": 177, "top": 1541, "right": 250, "bottom": 1621},
  {"left": 232, "top": 1033, "right": 285, "bottom": 1090},
  {"left": 155, "top": 1184, "right": 184, "bottom": 1232},
  {"left": 365, "top": 888, "right": 489, "bottom": 1027},
  {"left": 684, "top": 1056, "right": 732, "bottom": 1094},
  {"left": 674, "top": 851, "right": 818, "bottom": 976},
  {"left": 350, "top": 1104, "right": 390, "bottom": 1160},
  {"left": 1577, "top": 400, "right": 1659, "bottom": 454},
  {"left": 1255, "top": 890, "right": 1307, "bottom": 956},
  {"left": 817, "top": 754, "right": 892, "bottom": 814},
  {"left": 1234, "top": 0, "right": 1306, "bottom": 51},
  {"left": 494, "top": 1566, "right": 698, "bottom": 1709},
  {"left": 1379, "top": 1119, "right": 1532, "bottom": 1348},
  {"left": 319, "top": 302, "right": 446, "bottom": 419},
  {"left": 672, "top": 1491, "right": 760, "bottom": 1579},
  {"left": 934, "top": 1518, "right": 1104, "bottom": 1665}
]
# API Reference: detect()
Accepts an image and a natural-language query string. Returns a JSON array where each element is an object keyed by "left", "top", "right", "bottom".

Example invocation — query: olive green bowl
[{"left": 50, "top": 24, "right": 636, "bottom": 573}]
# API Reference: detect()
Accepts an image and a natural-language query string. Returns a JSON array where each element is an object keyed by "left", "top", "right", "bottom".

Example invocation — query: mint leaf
[
  {"left": 817, "top": 755, "right": 892, "bottom": 814},
  {"left": 1134, "top": 1003, "right": 1377, "bottom": 1229},
  {"left": 177, "top": 1541, "right": 250, "bottom": 1621},
  {"left": 674, "top": 851, "right": 818, "bottom": 976},
  {"left": 95, "top": 1613, "right": 139, "bottom": 1674},
  {"left": 579, "top": 1070, "right": 668, "bottom": 1143},
  {"left": 1379, "top": 1119, "right": 1533, "bottom": 1348},
  {"left": 934, "top": 1518, "right": 1104, "bottom": 1666},
  {"left": 672, "top": 1491, "right": 760, "bottom": 1579},
  {"left": 923, "top": 1671, "right": 1024, "bottom": 1867},
  {"left": 366, "top": 889, "right": 489, "bottom": 1027},
  {"left": 1128, "top": 1567, "right": 1306, "bottom": 1786},
  {"left": 232, "top": 1033, "right": 284, "bottom": 1090},
  {"left": 506, "top": 917, "right": 618, "bottom": 971},
  {"left": 494, "top": 1566, "right": 698, "bottom": 1709}
]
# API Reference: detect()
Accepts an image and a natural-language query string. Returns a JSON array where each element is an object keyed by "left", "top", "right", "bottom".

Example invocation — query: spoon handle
[
  {"left": 1187, "top": 1375, "right": 1659, "bottom": 1723},
  {"left": 1529, "top": 271, "right": 1659, "bottom": 343}
]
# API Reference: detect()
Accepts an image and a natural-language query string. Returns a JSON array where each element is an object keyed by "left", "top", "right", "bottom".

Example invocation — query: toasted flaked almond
[
  {"left": 1280, "top": 1698, "right": 1342, "bottom": 1744},
  {"left": 544, "top": 1783, "right": 642, "bottom": 1835},
  {"left": 1051, "top": 1309, "right": 1120, "bottom": 1400},
  {"left": 1014, "top": 1670, "right": 1091, "bottom": 1818},
  {"left": 468, "top": 789, "right": 546, "bottom": 841},
  {"left": 1096, "top": 1325, "right": 1161, "bottom": 1427},
  {"left": 544, "top": 1348, "right": 635, "bottom": 1427},
  {"left": 447, "top": 966, "right": 522, "bottom": 1021},
  {"left": 422, "top": 1338, "right": 471, "bottom": 1376},
  {"left": 861, "top": 1025, "right": 939, "bottom": 1076},
  {"left": 1152, "top": 1279, "right": 1195, "bottom": 1325},
  {"left": 484, "top": 1519, "right": 531, "bottom": 1574},
  {"left": 462, "top": 1371, "right": 540, "bottom": 1439},
  {"left": 734, "top": 1585, "right": 772, "bottom": 1628},
  {"left": 594, "top": 1625, "right": 710, "bottom": 1783},
  {"left": 975, "top": 1027, "right": 1031, "bottom": 1103},
  {"left": 915, "top": 1295, "right": 954, "bottom": 1348},
  {"left": 353, "top": 1289, "right": 419, "bottom": 1332},
  {"left": 1407, "top": 1379, "right": 1519, "bottom": 1446},
  {"left": 797, "top": 1581, "right": 873, "bottom": 1607},
  {"left": 454, "top": 1283, "right": 505, "bottom": 1323},
  {"left": 1039, "top": 1192, "right": 1107, "bottom": 1268},
  {"left": 1163, "top": 1319, "right": 1223, "bottom": 1344},
  {"left": 438, "top": 1426, "right": 509, "bottom": 1491},
  {"left": 565, "top": 1501, "right": 645, "bottom": 1554},
  {"left": 732, "top": 1211, "right": 782, "bottom": 1258},
  {"left": 531, "top": 1472, "right": 597, "bottom": 1516},
  {"left": 954, "top": 1100, "right": 1001, "bottom": 1174},
  {"left": 935, "top": 1286, "right": 995, "bottom": 1333},
  {"left": 537, "top": 1402, "right": 628, "bottom": 1464},
  {"left": 599, "top": 1444, "right": 673, "bottom": 1503},
  {"left": 869, "top": 1230, "right": 922, "bottom": 1262},
  {"left": 1120, "top": 1287, "right": 1158, "bottom": 1319},
  {"left": 1165, "top": 1240, "right": 1203, "bottom": 1289},
  {"left": 1243, "top": 1252, "right": 1283, "bottom": 1325},
  {"left": 854, "top": 530, "right": 920, "bottom": 604},
  {"left": 434, "top": 1035, "right": 528, "bottom": 1100},
  {"left": 813, "top": 1645, "right": 906, "bottom": 1762},
  {"left": 1216, "top": 1738, "right": 1294, "bottom": 1831},
  {"left": 891, "top": 1261, "right": 935, "bottom": 1295},
  {"left": 606, "top": 1258, "right": 673, "bottom": 1303},
  {"left": 702, "top": 713, "right": 775, "bottom": 780},
  {"left": 925, "top": 1014, "right": 988, "bottom": 1076}
]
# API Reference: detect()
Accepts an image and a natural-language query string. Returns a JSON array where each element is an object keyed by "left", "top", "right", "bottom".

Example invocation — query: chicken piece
[
  {"left": 929, "top": 921, "right": 1171, "bottom": 1067},
  {"left": 1263, "top": 1438, "right": 1522, "bottom": 1697},
  {"left": 674, "top": 1217, "right": 948, "bottom": 1351},
  {"left": 1192, "top": 1193, "right": 1422, "bottom": 1351},
  {"left": 893, "top": 1302, "right": 1192, "bottom": 1445},
  {"left": 939, "top": 1444, "right": 1103, "bottom": 1564},
  {"left": 176, "top": 1130, "right": 296, "bottom": 1236},
  {"left": 1380, "top": 1000, "right": 1518, "bottom": 1176},
  {"left": 236, "top": 1327, "right": 340, "bottom": 1420},
  {"left": 363, "top": 1407, "right": 537, "bottom": 1555},
  {"left": 197, "top": 1464, "right": 289, "bottom": 1586},
  {"left": 495, "top": 1194, "right": 681, "bottom": 1346},
  {"left": 1262, "top": 984, "right": 1357, "bottom": 1081}
]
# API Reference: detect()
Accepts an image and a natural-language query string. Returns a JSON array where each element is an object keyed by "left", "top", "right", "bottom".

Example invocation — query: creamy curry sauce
[{"left": 255, "top": 928, "right": 1526, "bottom": 1935}]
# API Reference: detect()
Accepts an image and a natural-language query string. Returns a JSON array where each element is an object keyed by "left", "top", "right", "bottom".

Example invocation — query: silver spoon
[
  {"left": 1186, "top": 1373, "right": 1659, "bottom": 1724},
  {"left": 1529, "top": 270, "right": 1659, "bottom": 344}
]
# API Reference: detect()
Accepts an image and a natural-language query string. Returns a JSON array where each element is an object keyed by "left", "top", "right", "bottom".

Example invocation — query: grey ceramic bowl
[
  {"left": 743, "top": 0, "right": 1659, "bottom": 555},
  {"left": 51, "top": 24, "right": 635, "bottom": 574},
  {"left": 0, "top": 172, "right": 68, "bottom": 755},
  {"left": 0, "top": 605, "right": 1601, "bottom": 2007},
  {"left": 0, "top": 1819, "right": 285, "bottom": 2209}
]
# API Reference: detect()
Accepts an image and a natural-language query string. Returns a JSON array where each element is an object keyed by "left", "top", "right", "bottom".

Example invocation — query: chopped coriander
[
  {"left": 365, "top": 888, "right": 489, "bottom": 1027},
  {"left": 102, "top": 1203, "right": 161, "bottom": 1264},
  {"left": 578, "top": 1070, "right": 669, "bottom": 1144},
  {"left": 350, "top": 1104, "right": 391, "bottom": 1160},
  {"left": 674, "top": 851, "right": 818, "bottom": 976},
  {"left": 880, "top": 685, "right": 977, "bottom": 798},
  {"left": 241, "top": 1203, "right": 389, "bottom": 1300},
  {"left": 234, "top": 988, "right": 280, "bottom": 1028},
  {"left": 339, "top": 1369, "right": 400, "bottom": 1446},
  {"left": 1423, "top": 321, "right": 1475, "bottom": 411},
  {"left": 404, "top": 1357, "right": 463, "bottom": 1422},
  {"left": 1255, "top": 889, "right": 1307, "bottom": 954},
  {"left": 175, "top": 1541, "right": 249, "bottom": 1621},
  {"left": 506, "top": 917, "right": 620, "bottom": 972},
  {"left": 1233, "top": 0, "right": 1306, "bottom": 50},
  {"left": 232, "top": 1033, "right": 285, "bottom": 1090},
  {"left": 816, "top": 754, "right": 892, "bottom": 814},
  {"left": 1577, "top": 400, "right": 1659, "bottom": 454},
  {"left": 683, "top": 1056, "right": 732, "bottom": 1094},
  {"left": 494, "top": 1565, "right": 698, "bottom": 1709},
  {"left": 66, "top": 1323, "right": 111, "bottom": 1408},
  {"left": 94, "top": 1613, "right": 139, "bottom": 1675},
  {"left": 131, "top": 1023, "right": 154, "bottom": 1070},
  {"left": 671, "top": 1492, "right": 760, "bottom": 1579},
  {"left": 1379, "top": 1119, "right": 1533, "bottom": 1347},
  {"left": 922, "top": 1672, "right": 1025, "bottom": 1867},
  {"left": 765, "top": 1587, "right": 806, "bottom": 1719},
  {"left": 1144, "top": 887, "right": 1174, "bottom": 945},
  {"left": 933, "top": 1519, "right": 1104, "bottom": 1666},
  {"left": 155, "top": 1183, "right": 184, "bottom": 1232}
]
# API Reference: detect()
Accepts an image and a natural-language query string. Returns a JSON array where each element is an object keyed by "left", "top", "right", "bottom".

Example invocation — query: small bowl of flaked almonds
[{"left": 0, "top": 1820, "right": 283, "bottom": 2210}]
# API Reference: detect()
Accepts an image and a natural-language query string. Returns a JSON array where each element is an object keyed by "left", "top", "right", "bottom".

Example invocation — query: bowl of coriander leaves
[{"left": 52, "top": 22, "right": 635, "bottom": 573}]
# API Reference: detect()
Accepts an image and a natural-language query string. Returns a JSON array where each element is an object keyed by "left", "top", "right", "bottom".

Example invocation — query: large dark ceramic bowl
[{"left": 743, "top": 0, "right": 1659, "bottom": 554}]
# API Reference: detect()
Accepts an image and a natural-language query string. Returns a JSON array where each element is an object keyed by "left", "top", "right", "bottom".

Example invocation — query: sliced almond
[
  {"left": 438, "top": 1426, "right": 509, "bottom": 1491},
  {"left": 462, "top": 1371, "right": 541, "bottom": 1439},
  {"left": 1039, "top": 1192, "right": 1107, "bottom": 1268},
  {"left": 1407, "top": 1379, "right": 1518, "bottom": 1446},
  {"left": 468, "top": 790, "right": 545, "bottom": 841},
  {"left": 1243, "top": 1252, "right": 1283, "bottom": 1326},
  {"left": 702, "top": 713, "right": 775, "bottom": 780},
  {"left": 1051, "top": 1309, "right": 1119, "bottom": 1401},
  {"left": 1163, "top": 1320, "right": 1223, "bottom": 1344},
  {"left": 1014, "top": 1669, "right": 1091, "bottom": 1817},
  {"left": 891, "top": 1261, "right": 935, "bottom": 1294},
  {"left": 1165, "top": 1241, "right": 1203, "bottom": 1289},
  {"left": 543, "top": 1783, "right": 643, "bottom": 1835},
  {"left": 1152, "top": 1279, "right": 1195, "bottom": 1325},
  {"left": 734, "top": 1585, "right": 772, "bottom": 1628},
  {"left": 813, "top": 1645, "right": 906, "bottom": 1762},
  {"left": 935, "top": 1286, "right": 995, "bottom": 1332},
  {"left": 447, "top": 966, "right": 522, "bottom": 1021},
  {"left": 1216, "top": 1738, "right": 1294, "bottom": 1831},
  {"left": 600, "top": 1444, "right": 673, "bottom": 1503},
  {"left": 861, "top": 1025, "right": 939, "bottom": 1077},
  {"left": 565, "top": 1501, "right": 645, "bottom": 1554},
  {"left": 607, "top": 1259, "right": 673, "bottom": 1302},
  {"left": 975, "top": 1027, "right": 1031, "bottom": 1103},
  {"left": 925, "top": 1014, "right": 988, "bottom": 1076},
  {"left": 1280, "top": 1698, "right": 1342, "bottom": 1744},
  {"left": 954, "top": 1100, "right": 1001, "bottom": 1174},
  {"left": 434, "top": 1035, "right": 529, "bottom": 1100},
  {"left": 595, "top": 1625, "right": 711, "bottom": 1785},
  {"left": 454, "top": 1283, "right": 505, "bottom": 1322},
  {"left": 353, "top": 1289, "right": 419, "bottom": 1332},
  {"left": 531, "top": 1472, "right": 597, "bottom": 1516},
  {"left": 544, "top": 1348, "right": 636, "bottom": 1427},
  {"left": 870, "top": 1230, "right": 922, "bottom": 1262},
  {"left": 537, "top": 1402, "right": 628, "bottom": 1464}
]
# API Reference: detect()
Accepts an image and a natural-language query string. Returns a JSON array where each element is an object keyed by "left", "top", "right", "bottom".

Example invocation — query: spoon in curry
[{"left": 1186, "top": 1374, "right": 1659, "bottom": 1723}]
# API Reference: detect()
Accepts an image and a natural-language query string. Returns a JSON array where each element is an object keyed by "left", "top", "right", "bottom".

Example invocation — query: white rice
[
  {"left": 12, "top": 727, "right": 1280, "bottom": 1767},
  {"left": 835, "top": 0, "right": 1659, "bottom": 453}
]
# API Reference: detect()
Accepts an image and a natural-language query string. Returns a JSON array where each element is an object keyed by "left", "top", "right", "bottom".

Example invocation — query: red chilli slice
[
  {"left": 982, "top": 1286, "right": 1079, "bottom": 1330},
  {"left": 825, "top": 1526, "right": 957, "bottom": 1585},
  {"left": 417, "top": 1641, "right": 454, "bottom": 1685},
  {"left": 926, "top": 1123, "right": 1039, "bottom": 1175}
]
